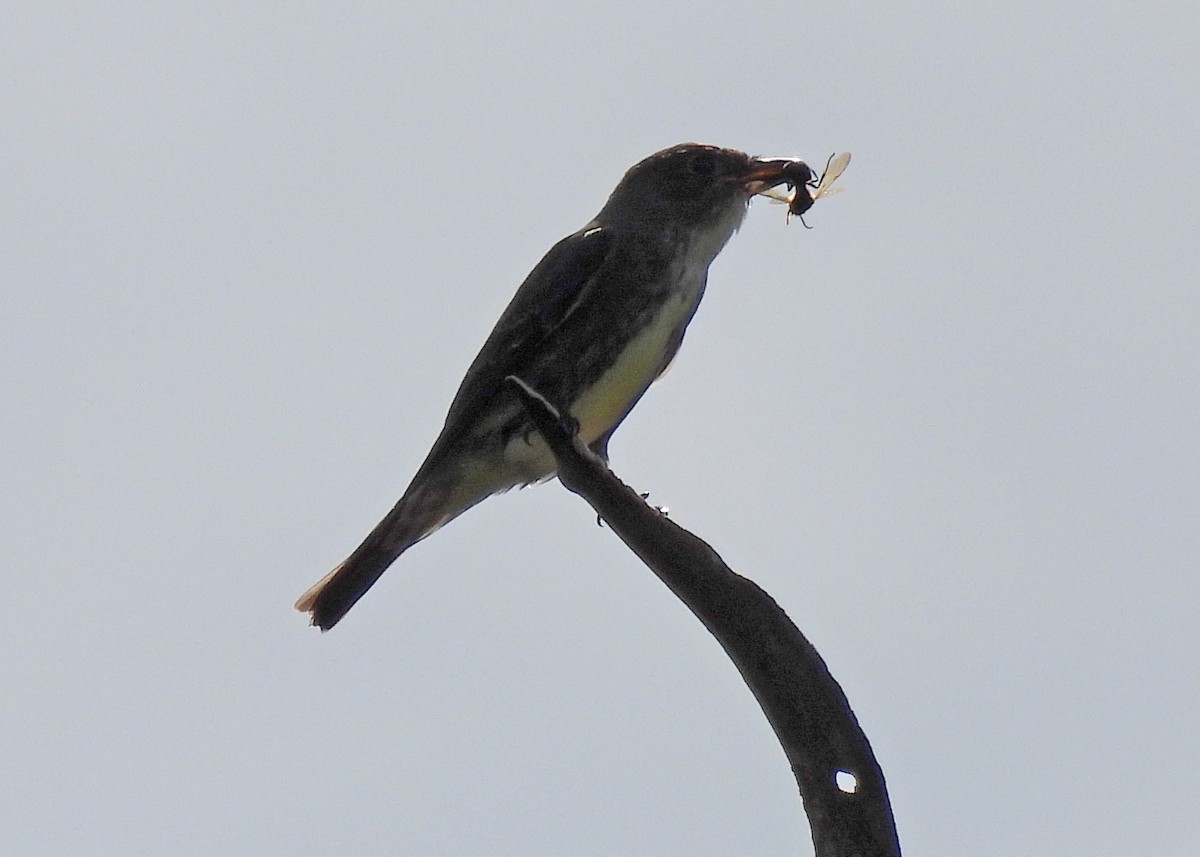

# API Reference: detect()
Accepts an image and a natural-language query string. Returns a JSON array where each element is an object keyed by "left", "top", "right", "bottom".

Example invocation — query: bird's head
[{"left": 597, "top": 143, "right": 813, "bottom": 236}]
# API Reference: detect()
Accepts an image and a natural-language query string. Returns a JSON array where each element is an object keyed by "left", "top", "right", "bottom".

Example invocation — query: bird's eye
[{"left": 687, "top": 153, "right": 718, "bottom": 176}]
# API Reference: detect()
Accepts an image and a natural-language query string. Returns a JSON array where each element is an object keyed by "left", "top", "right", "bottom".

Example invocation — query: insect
[{"left": 762, "top": 152, "right": 852, "bottom": 226}]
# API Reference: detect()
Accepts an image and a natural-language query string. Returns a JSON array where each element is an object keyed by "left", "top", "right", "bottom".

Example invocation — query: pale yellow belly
[
  {"left": 569, "top": 297, "right": 689, "bottom": 444},
  {"left": 498, "top": 294, "right": 693, "bottom": 479}
]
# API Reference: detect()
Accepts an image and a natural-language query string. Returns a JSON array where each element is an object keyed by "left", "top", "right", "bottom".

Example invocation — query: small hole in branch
[{"left": 835, "top": 770, "right": 858, "bottom": 794}]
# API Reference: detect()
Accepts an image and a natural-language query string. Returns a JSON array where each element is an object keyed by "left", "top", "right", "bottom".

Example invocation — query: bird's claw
[
  {"left": 595, "top": 492, "right": 667, "bottom": 528},
  {"left": 559, "top": 412, "right": 580, "bottom": 437},
  {"left": 639, "top": 492, "right": 669, "bottom": 517}
]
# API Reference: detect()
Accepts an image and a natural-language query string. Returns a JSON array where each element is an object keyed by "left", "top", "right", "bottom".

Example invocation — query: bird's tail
[{"left": 295, "top": 484, "right": 455, "bottom": 631}]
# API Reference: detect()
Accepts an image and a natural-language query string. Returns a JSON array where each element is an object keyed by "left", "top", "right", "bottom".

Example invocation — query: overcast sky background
[{"left": 3, "top": 3, "right": 1197, "bottom": 855}]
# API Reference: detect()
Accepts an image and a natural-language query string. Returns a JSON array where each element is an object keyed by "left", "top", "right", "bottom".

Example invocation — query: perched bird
[{"left": 296, "top": 143, "right": 813, "bottom": 630}]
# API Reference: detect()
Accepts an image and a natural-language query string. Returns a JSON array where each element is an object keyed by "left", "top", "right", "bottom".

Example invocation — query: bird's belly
[
  {"left": 569, "top": 293, "right": 694, "bottom": 444},
  {"left": 498, "top": 295, "right": 695, "bottom": 481}
]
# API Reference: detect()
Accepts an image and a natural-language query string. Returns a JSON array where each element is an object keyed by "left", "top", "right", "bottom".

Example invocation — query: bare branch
[{"left": 505, "top": 375, "right": 902, "bottom": 857}]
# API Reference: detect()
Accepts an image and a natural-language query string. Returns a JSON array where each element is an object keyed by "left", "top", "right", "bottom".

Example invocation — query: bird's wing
[{"left": 439, "top": 222, "right": 615, "bottom": 435}]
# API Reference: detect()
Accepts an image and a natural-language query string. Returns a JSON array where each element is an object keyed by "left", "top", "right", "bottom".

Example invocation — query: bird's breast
[
  {"left": 568, "top": 285, "right": 701, "bottom": 444},
  {"left": 499, "top": 226, "right": 725, "bottom": 478}
]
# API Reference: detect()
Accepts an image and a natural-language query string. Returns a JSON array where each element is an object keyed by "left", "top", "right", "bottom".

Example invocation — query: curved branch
[{"left": 505, "top": 376, "right": 901, "bottom": 857}]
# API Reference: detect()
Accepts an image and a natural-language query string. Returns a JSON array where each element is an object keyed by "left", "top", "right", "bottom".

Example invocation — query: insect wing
[
  {"left": 759, "top": 187, "right": 793, "bottom": 204},
  {"left": 812, "top": 152, "right": 851, "bottom": 201}
]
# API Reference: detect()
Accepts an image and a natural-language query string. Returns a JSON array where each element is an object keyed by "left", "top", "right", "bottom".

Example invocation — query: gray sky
[{"left": 3, "top": 3, "right": 1197, "bottom": 855}]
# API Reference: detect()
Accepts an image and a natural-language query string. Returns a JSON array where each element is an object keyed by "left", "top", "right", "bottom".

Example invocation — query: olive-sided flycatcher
[{"left": 296, "top": 143, "right": 814, "bottom": 630}]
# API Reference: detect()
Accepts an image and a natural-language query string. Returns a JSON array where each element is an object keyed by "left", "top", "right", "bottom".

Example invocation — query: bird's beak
[{"left": 741, "top": 157, "right": 814, "bottom": 197}]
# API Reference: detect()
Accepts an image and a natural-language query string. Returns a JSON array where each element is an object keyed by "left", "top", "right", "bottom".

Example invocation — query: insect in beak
[{"left": 759, "top": 152, "right": 852, "bottom": 227}]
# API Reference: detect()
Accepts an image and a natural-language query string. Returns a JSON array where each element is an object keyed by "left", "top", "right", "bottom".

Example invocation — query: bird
[{"left": 296, "top": 143, "right": 813, "bottom": 630}]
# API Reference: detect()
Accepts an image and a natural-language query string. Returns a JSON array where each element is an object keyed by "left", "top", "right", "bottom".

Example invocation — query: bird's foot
[
  {"left": 558, "top": 411, "right": 580, "bottom": 438},
  {"left": 640, "top": 491, "right": 669, "bottom": 517},
  {"left": 596, "top": 492, "right": 668, "bottom": 528}
]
